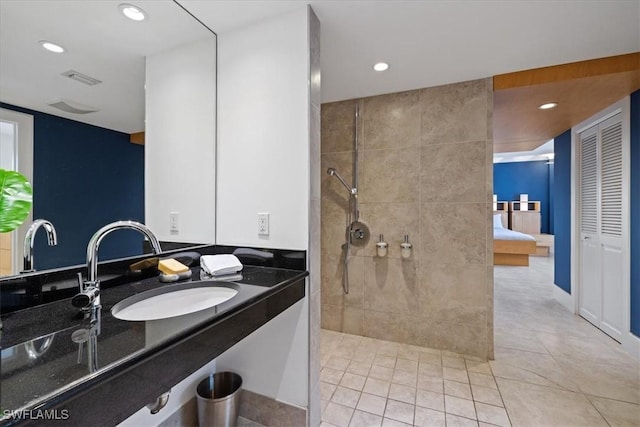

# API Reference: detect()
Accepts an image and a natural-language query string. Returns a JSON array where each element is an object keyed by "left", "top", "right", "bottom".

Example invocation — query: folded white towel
[{"left": 200, "top": 254, "right": 243, "bottom": 277}]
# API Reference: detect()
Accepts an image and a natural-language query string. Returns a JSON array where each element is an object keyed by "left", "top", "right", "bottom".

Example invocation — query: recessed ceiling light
[
  {"left": 39, "top": 40, "right": 65, "bottom": 53},
  {"left": 119, "top": 3, "right": 146, "bottom": 21},
  {"left": 538, "top": 102, "right": 558, "bottom": 110},
  {"left": 373, "top": 62, "right": 389, "bottom": 72}
]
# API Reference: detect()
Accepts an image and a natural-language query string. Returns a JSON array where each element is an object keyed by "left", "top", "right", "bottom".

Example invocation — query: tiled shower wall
[{"left": 320, "top": 78, "right": 494, "bottom": 359}]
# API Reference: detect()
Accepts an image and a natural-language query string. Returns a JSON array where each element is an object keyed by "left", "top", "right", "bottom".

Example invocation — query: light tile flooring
[{"left": 319, "top": 256, "right": 640, "bottom": 427}]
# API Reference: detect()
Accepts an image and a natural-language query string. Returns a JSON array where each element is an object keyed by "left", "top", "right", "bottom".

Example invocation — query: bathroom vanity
[{"left": 0, "top": 247, "right": 307, "bottom": 426}]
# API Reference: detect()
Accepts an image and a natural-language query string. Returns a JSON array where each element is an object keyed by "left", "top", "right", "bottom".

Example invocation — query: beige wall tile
[
  {"left": 322, "top": 99, "right": 358, "bottom": 153},
  {"left": 420, "top": 141, "right": 486, "bottom": 203},
  {"left": 358, "top": 203, "right": 419, "bottom": 259},
  {"left": 342, "top": 306, "right": 365, "bottom": 336},
  {"left": 363, "top": 90, "right": 420, "bottom": 150},
  {"left": 420, "top": 203, "right": 486, "bottom": 266},
  {"left": 364, "top": 257, "right": 419, "bottom": 315},
  {"left": 322, "top": 304, "right": 364, "bottom": 335},
  {"left": 419, "top": 263, "right": 486, "bottom": 325},
  {"left": 320, "top": 76, "right": 493, "bottom": 359},
  {"left": 322, "top": 253, "right": 364, "bottom": 308},
  {"left": 322, "top": 152, "right": 355, "bottom": 212},
  {"left": 361, "top": 148, "right": 419, "bottom": 203},
  {"left": 363, "top": 310, "right": 411, "bottom": 343},
  {"left": 420, "top": 79, "right": 488, "bottom": 145},
  {"left": 320, "top": 303, "right": 343, "bottom": 332},
  {"left": 414, "top": 321, "right": 488, "bottom": 358}
]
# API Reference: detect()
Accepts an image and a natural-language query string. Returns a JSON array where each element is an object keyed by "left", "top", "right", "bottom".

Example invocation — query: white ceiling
[
  {"left": 493, "top": 139, "right": 554, "bottom": 164},
  {"left": 0, "top": 0, "right": 213, "bottom": 133},
  {"left": 1, "top": 0, "right": 638, "bottom": 137},
  {"left": 180, "top": 0, "right": 640, "bottom": 103}
]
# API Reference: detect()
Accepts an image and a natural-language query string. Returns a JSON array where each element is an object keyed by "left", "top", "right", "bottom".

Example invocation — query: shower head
[{"left": 326, "top": 167, "right": 354, "bottom": 195}]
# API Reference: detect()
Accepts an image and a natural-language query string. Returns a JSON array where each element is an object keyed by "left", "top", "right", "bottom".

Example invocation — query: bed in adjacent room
[{"left": 493, "top": 214, "right": 537, "bottom": 266}]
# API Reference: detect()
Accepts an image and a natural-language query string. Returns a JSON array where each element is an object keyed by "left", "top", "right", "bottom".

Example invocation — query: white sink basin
[{"left": 112, "top": 283, "right": 238, "bottom": 321}]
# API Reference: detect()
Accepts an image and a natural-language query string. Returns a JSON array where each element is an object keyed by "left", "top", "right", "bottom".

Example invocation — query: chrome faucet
[
  {"left": 72, "top": 221, "right": 162, "bottom": 316},
  {"left": 22, "top": 219, "right": 58, "bottom": 273}
]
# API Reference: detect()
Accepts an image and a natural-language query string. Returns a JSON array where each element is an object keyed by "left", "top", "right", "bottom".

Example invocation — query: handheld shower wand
[{"left": 326, "top": 168, "right": 356, "bottom": 195}]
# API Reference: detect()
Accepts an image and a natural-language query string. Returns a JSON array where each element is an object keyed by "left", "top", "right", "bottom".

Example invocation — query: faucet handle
[{"left": 76, "top": 272, "right": 84, "bottom": 292}]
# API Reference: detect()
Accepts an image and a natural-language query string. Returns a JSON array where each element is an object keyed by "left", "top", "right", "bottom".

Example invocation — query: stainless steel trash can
[{"left": 196, "top": 372, "right": 242, "bottom": 427}]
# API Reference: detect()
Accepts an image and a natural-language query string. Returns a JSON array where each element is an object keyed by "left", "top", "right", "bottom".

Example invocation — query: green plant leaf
[{"left": 0, "top": 168, "right": 33, "bottom": 233}]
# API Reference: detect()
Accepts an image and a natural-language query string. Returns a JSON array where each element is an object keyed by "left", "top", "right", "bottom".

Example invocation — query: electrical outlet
[
  {"left": 169, "top": 212, "right": 179, "bottom": 233},
  {"left": 258, "top": 213, "right": 269, "bottom": 236}
]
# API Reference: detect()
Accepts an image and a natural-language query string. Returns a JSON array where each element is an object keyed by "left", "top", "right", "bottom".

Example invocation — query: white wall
[
  {"left": 217, "top": 7, "right": 310, "bottom": 250},
  {"left": 216, "top": 296, "right": 309, "bottom": 407},
  {"left": 145, "top": 37, "right": 216, "bottom": 243},
  {"left": 215, "top": 6, "right": 312, "bottom": 411}
]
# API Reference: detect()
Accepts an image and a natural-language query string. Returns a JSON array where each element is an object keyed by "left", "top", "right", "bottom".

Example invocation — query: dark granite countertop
[{"left": 0, "top": 264, "right": 307, "bottom": 426}]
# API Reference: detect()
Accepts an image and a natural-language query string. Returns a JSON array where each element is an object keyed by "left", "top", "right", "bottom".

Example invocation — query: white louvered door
[
  {"left": 578, "top": 113, "right": 624, "bottom": 342},
  {"left": 579, "top": 125, "right": 600, "bottom": 327}
]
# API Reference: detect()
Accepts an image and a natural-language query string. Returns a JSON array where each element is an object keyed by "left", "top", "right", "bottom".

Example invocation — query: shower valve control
[{"left": 258, "top": 213, "right": 270, "bottom": 236}]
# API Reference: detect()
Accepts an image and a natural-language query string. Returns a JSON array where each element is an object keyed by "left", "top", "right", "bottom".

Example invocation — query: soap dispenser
[
  {"left": 401, "top": 235, "right": 412, "bottom": 259},
  {"left": 376, "top": 234, "right": 388, "bottom": 257}
]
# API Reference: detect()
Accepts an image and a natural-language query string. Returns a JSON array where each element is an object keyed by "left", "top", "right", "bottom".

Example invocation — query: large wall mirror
[{"left": 0, "top": 0, "right": 216, "bottom": 276}]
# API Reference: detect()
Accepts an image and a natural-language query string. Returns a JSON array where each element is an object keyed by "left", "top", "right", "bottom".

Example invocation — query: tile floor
[{"left": 319, "top": 255, "right": 640, "bottom": 427}]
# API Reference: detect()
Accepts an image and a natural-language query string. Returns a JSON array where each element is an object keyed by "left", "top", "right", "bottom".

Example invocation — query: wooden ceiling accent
[
  {"left": 493, "top": 53, "right": 640, "bottom": 153},
  {"left": 130, "top": 132, "right": 145, "bottom": 145}
]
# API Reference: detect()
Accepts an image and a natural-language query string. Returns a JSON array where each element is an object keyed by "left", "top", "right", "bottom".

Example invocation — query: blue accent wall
[
  {"left": 1, "top": 103, "right": 145, "bottom": 270},
  {"left": 630, "top": 90, "right": 640, "bottom": 336},
  {"left": 493, "top": 160, "right": 551, "bottom": 233},
  {"left": 548, "top": 163, "right": 555, "bottom": 234},
  {"left": 553, "top": 129, "right": 571, "bottom": 294}
]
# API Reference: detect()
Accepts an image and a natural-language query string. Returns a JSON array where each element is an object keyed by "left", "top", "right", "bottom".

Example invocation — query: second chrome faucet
[{"left": 22, "top": 219, "right": 57, "bottom": 273}]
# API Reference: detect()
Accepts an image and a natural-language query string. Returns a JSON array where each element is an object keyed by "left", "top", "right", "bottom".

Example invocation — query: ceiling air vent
[
  {"left": 61, "top": 70, "right": 102, "bottom": 86},
  {"left": 47, "top": 99, "right": 99, "bottom": 114}
]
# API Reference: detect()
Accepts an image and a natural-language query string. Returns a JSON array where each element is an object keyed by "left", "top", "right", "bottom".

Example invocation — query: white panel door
[{"left": 578, "top": 113, "right": 624, "bottom": 342}]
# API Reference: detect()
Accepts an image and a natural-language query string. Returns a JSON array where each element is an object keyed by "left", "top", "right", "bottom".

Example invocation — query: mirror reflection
[{"left": 0, "top": 0, "right": 215, "bottom": 276}]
